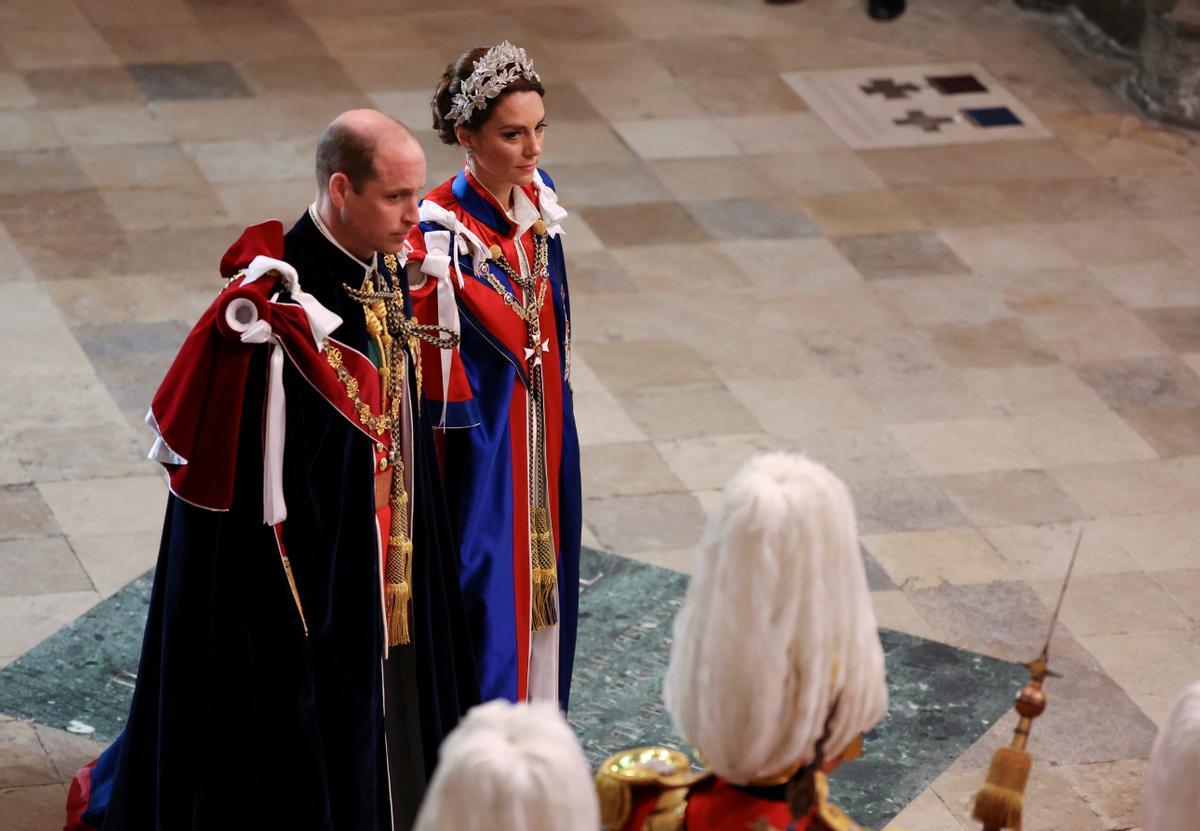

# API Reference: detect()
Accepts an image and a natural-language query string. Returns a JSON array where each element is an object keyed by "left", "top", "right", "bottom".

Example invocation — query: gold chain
[{"left": 324, "top": 340, "right": 398, "bottom": 436}]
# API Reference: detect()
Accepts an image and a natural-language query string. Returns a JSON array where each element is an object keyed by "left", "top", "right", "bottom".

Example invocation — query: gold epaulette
[
  {"left": 596, "top": 747, "right": 711, "bottom": 831},
  {"left": 810, "top": 772, "right": 905, "bottom": 831}
]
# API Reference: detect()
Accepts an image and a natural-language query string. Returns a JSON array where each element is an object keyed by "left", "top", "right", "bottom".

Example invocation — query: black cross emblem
[
  {"left": 860, "top": 78, "right": 921, "bottom": 100},
  {"left": 893, "top": 109, "right": 955, "bottom": 132}
]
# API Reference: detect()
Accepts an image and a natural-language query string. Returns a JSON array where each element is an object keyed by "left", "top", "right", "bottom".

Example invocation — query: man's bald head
[{"left": 316, "top": 109, "right": 419, "bottom": 194}]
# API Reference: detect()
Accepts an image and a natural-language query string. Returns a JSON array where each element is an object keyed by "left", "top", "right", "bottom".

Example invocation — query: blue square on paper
[{"left": 963, "top": 106, "right": 1023, "bottom": 127}]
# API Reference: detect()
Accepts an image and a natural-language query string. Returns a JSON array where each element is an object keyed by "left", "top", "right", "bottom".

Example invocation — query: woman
[{"left": 404, "top": 42, "right": 581, "bottom": 707}]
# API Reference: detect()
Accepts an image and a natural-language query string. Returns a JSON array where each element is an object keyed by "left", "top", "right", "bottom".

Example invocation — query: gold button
[{"left": 379, "top": 455, "right": 389, "bottom": 472}]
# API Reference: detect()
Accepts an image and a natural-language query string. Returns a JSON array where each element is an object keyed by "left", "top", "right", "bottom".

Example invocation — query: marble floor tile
[
  {"left": 0, "top": 485, "right": 60, "bottom": 541},
  {"left": 367, "top": 89, "right": 441, "bottom": 130},
  {"left": 656, "top": 36, "right": 779, "bottom": 82},
  {"left": 0, "top": 591, "right": 99, "bottom": 659},
  {"left": 574, "top": 77, "right": 704, "bottom": 122},
  {"left": 4, "top": 423, "right": 149, "bottom": 484},
  {"left": 74, "top": 0, "right": 196, "bottom": 28},
  {"left": 127, "top": 60, "right": 253, "bottom": 102},
  {"left": 885, "top": 787, "right": 963, "bottom": 830},
  {"left": 213, "top": 179, "right": 316, "bottom": 226},
  {"left": 0, "top": 111, "right": 64, "bottom": 152},
  {"left": 0, "top": 720, "right": 58, "bottom": 788},
  {"left": 961, "top": 365, "right": 1109, "bottom": 416},
  {"left": 1119, "top": 406, "right": 1200, "bottom": 458},
  {"left": 800, "top": 189, "right": 927, "bottom": 237},
  {"left": 584, "top": 338, "right": 718, "bottom": 393},
  {"left": 869, "top": 590, "right": 940, "bottom": 642},
  {"left": 539, "top": 121, "right": 636, "bottom": 166},
  {"left": 747, "top": 149, "right": 887, "bottom": 198},
  {"left": 44, "top": 273, "right": 213, "bottom": 328},
  {"left": 935, "top": 469, "right": 1087, "bottom": 526},
  {"left": 714, "top": 112, "right": 843, "bottom": 155},
  {"left": 996, "top": 176, "right": 1137, "bottom": 222},
  {"left": 1052, "top": 460, "right": 1200, "bottom": 518},
  {"left": 1054, "top": 219, "right": 1188, "bottom": 267},
  {"left": 561, "top": 250, "right": 637, "bottom": 295},
  {"left": 0, "top": 72, "right": 37, "bottom": 110},
  {"left": 237, "top": 56, "right": 360, "bottom": 98},
  {"left": 0, "top": 783, "right": 71, "bottom": 831},
  {"left": 37, "top": 476, "right": 167, "bottom": 539},
  {"left": 0, "top": 0, "right": 91, "bottom": 31},
  {"left": 98, "top": 24, "right": 228, "bottom": 64},
  {"left": 859, "top": 140, "right": 1095, "bottom": 187},
  {"left": 182, "top": 136, "right": 317, "bottom": 184},
  {"left": 933, "top": 761, "right": 1107, "bottom": 830},
  {"left": 706, "top": 331, "right": 829, "bottom": 385},
  {"left": 833, "top": 231, "right": 971, "bottom": 281},
  {"left": 1022, "top": 301, "right": 1171, "bottom": 360},
  {"left": 730, "top": 377, "right": 879, "bottom": 436},
  {"left": 871, "top": 274, "right": 1008, "bottom": 327},
  {"left": 648, "top": 157, "right": 780, "bottom": 203},
  {"left": 101, "top": 184, "right": 230, "bottom": 232},
  {"left": 569, "top": 382, "right": 647, "bottom": 446},
  {"left": 0, "top": 148, "right": 91, "bottom": 195},
  {"left": 939, "top": 224, "right": 1080, "bottom": 272},
  {"left": 1081, "top": 629, "right": 1200, "bottom": 725},
  {"left": 1090, "top": 259, "right": 1200, "bottom": 309},
  {"left": 677, "top": 75, "right": 805, "bottom": 117},
  {"left": 682, "top": 197, "right": 820, "bottom": 242},
  {"left": 848, "top": 370, "right": 990, "bottom": 422},
  {"left": 1096, "top": 512, "right": 1200, "bottom": 572},
  {"left": 1011, "top": 411, "right": 1158, "bottom": 466},
  {"left": 617, "top": 382, "right": 757, "bottom": 441},
  {"left": 73, "top": 141, "right": 206, "bottom": 189},
  {"left": 1150, "top": 568, "right": 1200, "bottom": 623},
  {"left": 51, "top": 103, "right": 169, "bottom": 146},
  {"left": 584, "top": 492, "right": 707, "bottom": 553},
  {"left": 615, "top": 547, "right": 697, "bottom": 575},
  {"left": 576, "top": 201, "right": 710, "bottom": 248},
  {"left": 721, "top": 237, "right": 863, "bottom": 293},
  {"left": 609, "top": 117, "right": 739, "bottom": 161},
  {"left": 1059, "top": 759, "right": 1147, "bottom": 831},
  {"left": 1135, "top": 305, "right": 1200, "bottom": 354},
  {"left": 1074, "top": 355, "right": 1200, "bottom": 410},
  {"left": 23, "top": 66, "right": 144, "bottom": 110},
  {"left": 0, "top": 28, "right": 121, "bottom": 70},
  {"left": 609, "top": 242, "right": 739, "bottom": 294},
  {"left": 804, "top": 326, "right": 946, "bottom": 377},
  {"left": 1029, "top": 571, "right": 1192, "bottom": 637},
  {"left": 888, "top": 418, "right": 1041, "bottom": 476},
  {"left": 894, "top": 183, "right": 1030, "bottom": 228},
  {"left": 151, "top": 94, "right": 367, "bottom": 143},
  {"left": 982, "top": 520, "right": 1141, "bottom": 580},
  {"left": 66, "top": 530, "right": 160, "bottom": 599},
  {"left": 905, "top": 579, "right": 1049, "bottom": 661},
  {"left": 851, "top": 476, "right": 966, "bottom": 534},
  {"left": 546, "top": 160, "right": 673, "bottom": 207},
  {"left": 653, "top": 433, "right": 781, "bottom": 493},
  {"left": 537, "top": 40, "right": 675, "bottom": 88},
  {"left": 33, "top": 723, "right": 103, "bottom": 783},
  {"left": 0, "top": 537, "right": 93, "bottom": 598},
  {"left": 928, "top": 318, "right": 1057, "bottom": 368},
  {"left": 863, "top": 528, "right": 1018, "bottom": 589},
  {"left": 580, "top": 442, "right": 686, "bottom": 500},
  {"left": 790, "top": 427, "right": 925, "bottom": 482},
  {"left": 1114, "top": 171, "right": 1200, "bottom": 219}
]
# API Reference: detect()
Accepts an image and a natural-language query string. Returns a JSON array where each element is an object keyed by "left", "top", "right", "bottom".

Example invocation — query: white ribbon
[
  {"left": 262, "top": 339, "right": 287, "bottom": 525},
  {"left": 243, "top": 255, "right": 343, "bottom": 349},
  {"left": 532, "top": 170, "right": 568, "bottom": 237}
]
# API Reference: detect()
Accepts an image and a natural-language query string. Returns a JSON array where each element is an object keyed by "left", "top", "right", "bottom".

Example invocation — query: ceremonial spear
[{"left": 972, "top": 531, "right": 1083, "bottom": 831}]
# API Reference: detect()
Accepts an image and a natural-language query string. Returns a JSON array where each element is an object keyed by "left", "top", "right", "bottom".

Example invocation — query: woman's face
[{"left": 459, "top": 90, "right": 546, "bottom": 192}]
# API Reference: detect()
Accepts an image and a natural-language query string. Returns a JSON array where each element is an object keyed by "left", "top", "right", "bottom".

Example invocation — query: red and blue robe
[
  {"left": 403, "top": 166, "right": 581, "bottom": 706},
  {"left": 64, "top": 215, "right": 478, "bottom": 831}
]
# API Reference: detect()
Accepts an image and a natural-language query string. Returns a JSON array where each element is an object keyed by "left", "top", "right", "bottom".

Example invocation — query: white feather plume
[
  {"left": 413, "top": 700, "right": 599, "bottom": 831},
  {"left": 1144, "top": 679, "right": 1200, "bottom": 831},
  {"left": 662, "top": 452, "right": 888, "bottom": 784}
]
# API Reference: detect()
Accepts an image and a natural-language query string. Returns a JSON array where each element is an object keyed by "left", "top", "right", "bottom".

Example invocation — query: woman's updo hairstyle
[{"left": 432, "top": 46, "right": 546, "bottom": 146}]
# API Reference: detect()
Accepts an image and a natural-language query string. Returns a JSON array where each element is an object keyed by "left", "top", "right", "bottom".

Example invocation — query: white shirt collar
[{"left": 308, "top": 202, "right": 378, "bottom": 275}]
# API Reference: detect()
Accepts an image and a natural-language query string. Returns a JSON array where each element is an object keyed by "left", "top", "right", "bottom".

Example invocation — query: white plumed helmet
[
  {"left": 413, "top": 700, "right": 599, "bottom": 831},
  {"left": 662, "top": 452, "right": 888, "bottom": 785},
  {"left": 1144, "top": 680, "right": 1200, "bottom": 831}
]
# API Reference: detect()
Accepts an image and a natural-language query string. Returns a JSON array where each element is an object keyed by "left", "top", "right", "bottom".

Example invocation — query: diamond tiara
[{"left": 446, "top": 41, "right": 541, "bottom": 127}]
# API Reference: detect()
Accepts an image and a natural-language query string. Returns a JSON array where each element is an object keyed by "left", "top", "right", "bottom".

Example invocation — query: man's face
[{"left": 336, "top": 137, "right": 426, "bottom": 257}]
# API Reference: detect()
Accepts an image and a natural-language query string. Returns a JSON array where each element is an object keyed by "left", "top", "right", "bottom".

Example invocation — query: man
[
  {"left": 1143, "top": 679, "right": 1200, "bottom": 831},
  {"left": 66, "top": 110, "right": 478, "bottom": 831},
  {"left": 597, "top": 453, "right": 891, "bottom": 831},
  {"left": 413, "top": 700, "right": 599, "bottom": 831}
]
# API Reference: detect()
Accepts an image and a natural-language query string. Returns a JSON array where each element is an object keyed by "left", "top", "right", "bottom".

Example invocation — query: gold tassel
[
  {"left": 385, "top": 579, "right": 411, "bottom": 647},
  {"left": 531, "top": 506, "right": 558, "bottom": 631},
  {"left": 972, "top": 746, "right": 1031, "bottom": 829}
]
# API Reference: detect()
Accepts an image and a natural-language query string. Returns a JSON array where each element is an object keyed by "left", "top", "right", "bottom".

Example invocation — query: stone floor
[{"left": 2, "top": 0, "right": 1199, "bottom": 828}]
